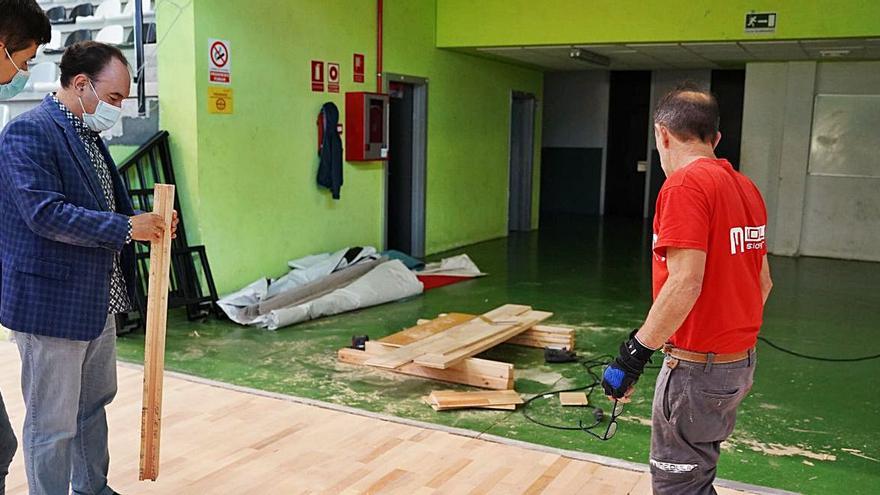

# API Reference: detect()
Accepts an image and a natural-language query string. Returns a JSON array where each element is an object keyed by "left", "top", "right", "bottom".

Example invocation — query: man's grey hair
[{"left": 654, "top": 82, "right": 720, "bottom": 143}]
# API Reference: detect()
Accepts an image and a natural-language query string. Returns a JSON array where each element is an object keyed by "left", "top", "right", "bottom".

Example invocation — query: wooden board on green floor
[
  {"left": 412, "top": 310, "right": 553, "bottom": 370},
  {"left": 364, "top": 305, "right": 534, "bottom": 370},
  {"left": 405, "top": 315, "right": 574, "bottom": 350},
  {"left": 338, "top": 342, "right": 514, "bottom": 390},
  {"left": 427, "top": 390, "right": 523, "bottom": 411},
  {"left": 421, "top": 396, "right": 516, "bottom": 411},
  {"left": 559, "top": 392, "right": 589, "bottom": 406},
  {"left": 379, "top": 313, "right": 476, "bottom": 347}
]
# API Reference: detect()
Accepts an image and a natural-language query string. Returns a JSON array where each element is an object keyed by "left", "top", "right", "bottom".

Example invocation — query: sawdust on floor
[
  {"left": 731, "top": 437, "right": 837, "bottom": 462},
  {"left": 620, "top": 415, "right": 653, "bottom": 427},
  {"left": 840, "top": 448, "right": 879, "bottom": 463},
  {"left": 516, "top": 368, "right": 565, "bottom": 386}
]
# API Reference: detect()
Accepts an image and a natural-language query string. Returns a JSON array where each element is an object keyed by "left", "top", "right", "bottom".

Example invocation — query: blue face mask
[{"left": 0, "top": 48, "right": 30, "bottom": 100}]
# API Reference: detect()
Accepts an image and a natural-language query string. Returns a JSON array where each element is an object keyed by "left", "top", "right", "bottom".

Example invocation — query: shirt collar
[{"left": 51, "top": 93, "right": 97, "bottom": 139}]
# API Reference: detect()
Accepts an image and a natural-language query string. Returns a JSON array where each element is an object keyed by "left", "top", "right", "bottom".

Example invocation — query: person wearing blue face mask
[
  {"left": 0, "top": 1, "right": 51, "bottom": 491},
  {"left": 0, "top": 47, "right": 32, "bottom": 101},
  {"left": 0, "top": 0, "right": 51, "bottom": 101},
  {"left": 0, "top": 40, "right": 178, "bottom": 495}
]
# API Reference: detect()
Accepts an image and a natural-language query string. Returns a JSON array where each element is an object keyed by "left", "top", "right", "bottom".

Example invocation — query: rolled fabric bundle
[
  {"left": 264, "top": 259, "right": 424, "bottom": 330},
  {"left": 257, "top": 257, "right": 385, "bottom": 315}
]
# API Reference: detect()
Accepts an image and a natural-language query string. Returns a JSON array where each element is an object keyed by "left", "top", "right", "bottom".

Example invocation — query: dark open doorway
[
  {"left": 711, "top": 69, "right": 746, "bottom": 170},
  {"left": 604, "top": 71, "right": 651, "bottom": 218},
  {"left": 385, "top": 75, "right": 427, "bottom": 258},
  {"left": 643, "top": 70, "right": 746, "bottom": 218},
  {"left": 509, "top": 92, "right": 537, "bottom": 232}
]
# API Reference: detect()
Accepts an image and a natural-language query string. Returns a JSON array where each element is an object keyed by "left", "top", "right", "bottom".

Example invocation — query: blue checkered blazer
[{"left": 0, "top": 95, "right": 137, "bottom": 341}]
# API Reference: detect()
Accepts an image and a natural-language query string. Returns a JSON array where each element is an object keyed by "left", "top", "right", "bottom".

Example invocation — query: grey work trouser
[{"left": 650, "top": 351, "right": 756, "bottom": 495}]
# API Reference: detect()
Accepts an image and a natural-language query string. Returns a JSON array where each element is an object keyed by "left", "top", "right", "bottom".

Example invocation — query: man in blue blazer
[
  {"left": 0, "top": 1, "right": 51, "bottom": 492},
  {"left": 0, "top": 41, "right": 176, "bottom": 495}
]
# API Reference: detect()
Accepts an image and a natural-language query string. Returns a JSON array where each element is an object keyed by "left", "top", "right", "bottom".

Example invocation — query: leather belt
[{"left": 662, "top": 344, "right": 753, "bottom": 364}]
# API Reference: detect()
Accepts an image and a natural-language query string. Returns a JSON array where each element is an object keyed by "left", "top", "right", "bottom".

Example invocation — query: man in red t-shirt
[{"left": 601, "top": 83, "right": 773, "bottom": 494}]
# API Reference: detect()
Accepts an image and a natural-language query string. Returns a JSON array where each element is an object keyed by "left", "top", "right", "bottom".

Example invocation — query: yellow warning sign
[{"left": 208, "top": 87, "right": 233, "bottom": 114}]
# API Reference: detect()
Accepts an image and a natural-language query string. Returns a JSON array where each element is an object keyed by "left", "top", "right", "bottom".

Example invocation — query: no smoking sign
[{"left": 208, "top": 38, "right": 231, "bottom": 85}]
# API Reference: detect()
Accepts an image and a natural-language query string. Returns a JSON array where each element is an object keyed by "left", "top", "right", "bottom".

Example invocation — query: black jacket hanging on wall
[{"left": 317, "top": 102, "right": 343, "bottom": 199}]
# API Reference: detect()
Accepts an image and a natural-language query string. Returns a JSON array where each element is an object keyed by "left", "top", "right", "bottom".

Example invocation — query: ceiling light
[
  {"left": 569, "top": 48, "right": 611, "bottom": 67},
  {"left": 819, "top": 49, "right": 851, "bottom": 57}
]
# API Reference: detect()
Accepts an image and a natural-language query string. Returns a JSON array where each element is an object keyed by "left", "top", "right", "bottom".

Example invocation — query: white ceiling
[{"left": 476, "top": 39, "right": 880, "bottom": 71}]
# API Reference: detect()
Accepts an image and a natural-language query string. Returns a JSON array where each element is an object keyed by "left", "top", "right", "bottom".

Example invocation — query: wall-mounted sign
[
  {"left": 208, "top": 39, "right": 231, "bottom": 84},
  {"left": 353, "top": 53, "right": 365, "bottom": 83},
  {"left": 311, "top": 60, "right": 325, "bottom": 92},
  {"left": 208, "top": 87, "right": 233, "bottom": 114},
  {"left": 328, "top": 63, "right": 340, "bottom": 93},
  {"left": 745, "top": 12, "right": 776, "bottom": 33}
]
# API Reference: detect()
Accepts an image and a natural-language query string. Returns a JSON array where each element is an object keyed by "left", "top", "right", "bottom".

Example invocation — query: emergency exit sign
[{"left": 745, "top": 12, "right": 776, "bottom": 33}]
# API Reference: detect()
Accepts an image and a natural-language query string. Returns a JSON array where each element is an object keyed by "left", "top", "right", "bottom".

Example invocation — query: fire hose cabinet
[{"left": 345, "top": 92, "right": 390, "bottom": 162}]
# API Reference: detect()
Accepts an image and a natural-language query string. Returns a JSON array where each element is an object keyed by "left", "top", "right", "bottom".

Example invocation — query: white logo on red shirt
[{"left": 729, "top": 225, "right": 765, "bottom": 255}]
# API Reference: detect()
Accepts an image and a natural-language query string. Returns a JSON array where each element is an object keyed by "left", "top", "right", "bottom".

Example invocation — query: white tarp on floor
[
  {"left": 262, "top": 259, "right": 423, "bottom": 330},
  {"left": 418, "top": 254, "right": 486, "bottom": 277},
  {"left": 217, "top": 249, "right": 423, "bottom": 330}
]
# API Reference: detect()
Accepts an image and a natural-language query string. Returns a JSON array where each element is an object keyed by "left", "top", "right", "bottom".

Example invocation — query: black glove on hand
[{"left": 602, "top": 329, "right": 657, "bottom": 399}]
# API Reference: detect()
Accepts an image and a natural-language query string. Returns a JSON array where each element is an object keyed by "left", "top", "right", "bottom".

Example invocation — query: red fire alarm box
[{"left": 345, "top": 92, "right": 389, "bottom": 161}]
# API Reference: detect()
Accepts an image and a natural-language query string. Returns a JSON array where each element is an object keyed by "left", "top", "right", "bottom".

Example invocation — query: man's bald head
[{"left": 654, "top": 83, "right": 720, "bottom": 143}]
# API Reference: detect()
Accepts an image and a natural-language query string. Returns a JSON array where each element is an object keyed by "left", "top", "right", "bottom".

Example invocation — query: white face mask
[{"left": 78, "top": 80, "right": 122, "bottom": 132}]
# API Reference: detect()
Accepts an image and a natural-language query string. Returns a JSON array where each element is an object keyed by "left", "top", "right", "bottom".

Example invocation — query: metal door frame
[
  {"left": 383, "top": 73, "right": 428, "bottom": 258},
  {"left": 508, "top": 91, "right": 537, "bottom": 231}
]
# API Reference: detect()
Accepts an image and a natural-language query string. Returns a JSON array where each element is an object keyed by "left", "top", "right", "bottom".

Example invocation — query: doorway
[
  {"left": 711, "top": 69, "right": 746, "bottom": 170},
  {"left": 604, "top": 71, "right": 651, "bottom": 218},
  {"left": 509, "top": 92, "right": 537, "bottom": 232},
  {"left": 385, "top": 74, "right": 427, "bottom": 258},
  {"left": 643, "top": 70, "right": 746, "bottom": 218}
]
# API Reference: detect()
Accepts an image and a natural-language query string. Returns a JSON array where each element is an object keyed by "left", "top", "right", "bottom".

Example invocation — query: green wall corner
[{"left": 158, "top": 0, "right": 543, "bottom": 293}]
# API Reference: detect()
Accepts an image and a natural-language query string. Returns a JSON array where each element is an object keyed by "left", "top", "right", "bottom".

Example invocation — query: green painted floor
[{"left": 117, "top": 217, "right": 880, "bottom": 495}]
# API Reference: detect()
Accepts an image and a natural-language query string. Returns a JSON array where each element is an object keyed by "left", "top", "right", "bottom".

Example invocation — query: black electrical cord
[
  {"left": 520, "top": 355, "right": 613, "bottom": 434},
  {"left": 521, "top": 336, "right": 879, "bottom": 437},
  {"left": 757, "top": 336, "right": 880, "bottom": 362}
]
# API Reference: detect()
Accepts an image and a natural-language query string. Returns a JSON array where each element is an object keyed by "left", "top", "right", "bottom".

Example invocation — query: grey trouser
[
  {"left": 650, "top": 351, "right": 756, "bottom": 495},
  {"left": 0, "top": 388, "right": 16, "bottom": 495},
  {"left": 14, "top": 315, "right": 118, "bottom": 495}
]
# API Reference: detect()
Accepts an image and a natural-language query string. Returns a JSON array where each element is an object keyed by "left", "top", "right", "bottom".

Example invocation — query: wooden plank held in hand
[{"left": 139, "top": 184, "right": 174, "bottom": 482}]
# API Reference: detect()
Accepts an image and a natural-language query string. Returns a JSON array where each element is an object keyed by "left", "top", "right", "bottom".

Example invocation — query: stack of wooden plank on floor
[{"left": 337, "top": 304, "right": 575, "bottom": 392}]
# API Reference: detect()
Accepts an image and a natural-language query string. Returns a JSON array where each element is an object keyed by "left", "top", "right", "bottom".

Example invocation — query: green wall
[
  {"left": 156, "top": 0, "right": 200, "bottom": 243},
  {"left": 384, "top": 1, "right": 543, "bottom": 253},
  {"left": 158, "top": 0, "right": 543, "bottom": 294},
  {"left": 436, "top": 0, "right": 880, "bottom": 47},
  {"left": 108, "top": 145, "right": 139, "bottom": 164}
]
